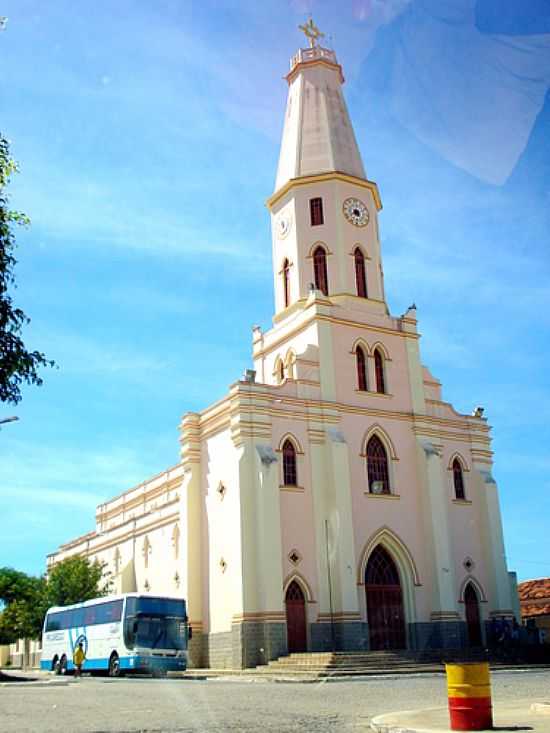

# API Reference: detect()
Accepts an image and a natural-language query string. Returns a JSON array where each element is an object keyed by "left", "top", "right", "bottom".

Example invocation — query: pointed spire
[{"left": 274, "top": 36, "right": 366, "bottom": 193}]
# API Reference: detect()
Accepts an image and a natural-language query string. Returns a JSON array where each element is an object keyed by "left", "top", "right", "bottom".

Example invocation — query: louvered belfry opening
[
  {"left": 282, "top": 258, "right": 290, "bottom": 308},
  {"left": 365, "top": 546, "right": 406, "bottom": 650},
  {"left": 313, "top": 246, "right": 328, "bottom": 295},
  {"left": 354, "top": 247, "right": 367, "bottom": 298}
]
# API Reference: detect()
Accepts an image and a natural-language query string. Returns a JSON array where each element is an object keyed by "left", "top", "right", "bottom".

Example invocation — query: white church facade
[{"left": 49, "top": 34, "right": 519, "bottom": 669}]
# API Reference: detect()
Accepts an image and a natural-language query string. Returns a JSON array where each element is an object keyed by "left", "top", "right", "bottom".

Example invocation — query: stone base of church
[
  {"left": 201, "top": 622, "right": 287, "bottom": 669},
  {"left": 310, "top": 621, "right": 369, "bottom": 651},
  {"left": 191, "top": 620, "right": 475, "bottom": 669},
  {"left": 408, "top": 621, "right": 468, "bottom": 650}
]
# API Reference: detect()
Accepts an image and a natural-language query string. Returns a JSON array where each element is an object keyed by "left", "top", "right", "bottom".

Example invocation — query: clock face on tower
[
  {"left": 343, "top": 197, "right": 369, "bottom": 227},
  {"left": 276, "top": 214, "right": 292, "bottom": 239}
]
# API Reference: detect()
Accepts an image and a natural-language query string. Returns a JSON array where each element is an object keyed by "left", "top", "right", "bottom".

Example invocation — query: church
[{"left": 49, "top": 26, "right": 519, "bottom": 669}]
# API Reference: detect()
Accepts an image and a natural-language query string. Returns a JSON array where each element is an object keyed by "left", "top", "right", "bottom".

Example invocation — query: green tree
[
  {"left": 0, "top": 557, "right": 111, "bottom": 644},
  {"left": 0, "top": 568, "right": 46, "bottom": 643},
  {"left": 0, "top": 133, "right": 54, "bottom": 404},
  {"left": 45, "top": 556, "right": 111, "bottom": 609}
]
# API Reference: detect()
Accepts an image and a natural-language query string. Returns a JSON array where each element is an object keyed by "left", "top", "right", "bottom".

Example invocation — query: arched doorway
[
  {"left": 464, "top": 583, "right": 482, "bottom": 646},
  {"left": 285, "top": 580, "right": 307, "bottom": 653},
  {"left": 365, "top": 546, "right": 406, "bottom": 650}
]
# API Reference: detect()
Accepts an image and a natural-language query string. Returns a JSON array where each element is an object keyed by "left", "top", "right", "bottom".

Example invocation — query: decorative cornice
[{"left": 267, "top": 171, "right": 382, "bottom": 211}]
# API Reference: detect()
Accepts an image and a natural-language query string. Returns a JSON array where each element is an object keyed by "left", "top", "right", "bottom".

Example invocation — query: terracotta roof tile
[
  {"left": 518, "top": 578, "right": 550, "bottom": 601},
  {"left": 518, "top": 579, "right": 550, "bottom": 617},
  {"left": 521, "top": 603, "right": 550, "bottom": 618}
]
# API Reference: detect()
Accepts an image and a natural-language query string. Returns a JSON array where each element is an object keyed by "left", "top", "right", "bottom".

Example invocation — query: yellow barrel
[{"left": 445, "top": 662, "right": 493, "bottom": 731}]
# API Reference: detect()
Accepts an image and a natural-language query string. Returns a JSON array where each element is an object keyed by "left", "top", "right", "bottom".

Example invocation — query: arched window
[
  {"left": 282, "top": 258, "right": 290, "bottom": 308},
  {"left": 172, "top": 524, "right": 180, "bottom": 560},
  {"left": 453, "top": 459, "right": 465, "bottom": 500},
  {"left": 367, "top": 435, "right": 390, "bottom": 494},
  {"left": 366, "top": 546, "right": 400, "bottom": 585},
  {"left": 356, "top": 346, "right": 367, "bottom": 391},
  {"left": 313, "top": 246, "right": 328, "bottom": 296},
  {"left": 354, "top": 248, "right": 367, "bottom": 298},
  {"left": 143, "top": 536, "right": 151, "bottom": 569},
  {"left": 374, "top": 349, "right": 385, "bottom": 394},
  {"left": 282, "top": 439, "right": 297, "bottom": 486},
  {"left": 285, "top": 350, "right": 296, "bottom": 380},
  {"left": 114, "top": 548, "right": 121, "bottom": 574}
]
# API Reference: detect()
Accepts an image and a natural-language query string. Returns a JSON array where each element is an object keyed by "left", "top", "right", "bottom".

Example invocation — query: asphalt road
[{"left": 1, "top": 670, "right": 550, "bottom": 732}]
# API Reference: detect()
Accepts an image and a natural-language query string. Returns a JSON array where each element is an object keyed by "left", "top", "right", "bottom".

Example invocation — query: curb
[
  {"left": 370, "top": 707, "right": 447, "bottom": 733},
  {"left": 0, "top": 679, "right": 74, "bottom": 688}
]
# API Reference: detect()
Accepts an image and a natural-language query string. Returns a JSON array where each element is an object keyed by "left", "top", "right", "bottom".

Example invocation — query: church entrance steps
[
  {"left": 181, "top": 656, "right": 550, "bottom": 680},
  {"left": 182, "top": 649, "right": 531, "bottom": 679},
  {"left": 261, "top": 649, "right": 488, "bottom": 673}
]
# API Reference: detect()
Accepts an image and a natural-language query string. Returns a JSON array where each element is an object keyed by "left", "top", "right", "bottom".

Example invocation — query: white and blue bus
[{"left": 40, "top": 593, "right": 191, "bottom": 676}]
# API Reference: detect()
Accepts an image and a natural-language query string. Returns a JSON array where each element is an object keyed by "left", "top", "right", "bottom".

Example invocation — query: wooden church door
[
  {"left": 366, "top": 546, "right": 406, "bottom": 650},
  {"left": 285, "top": 581, "right": 307, "bottom": 653},
  {"left": 464, "top": 583, "right": 482, "bottom": 646}
]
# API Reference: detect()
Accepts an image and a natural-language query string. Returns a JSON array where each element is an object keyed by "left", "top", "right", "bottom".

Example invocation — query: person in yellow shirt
[{"left": 73, "top": 642, "right": 86, "bottom": 678}]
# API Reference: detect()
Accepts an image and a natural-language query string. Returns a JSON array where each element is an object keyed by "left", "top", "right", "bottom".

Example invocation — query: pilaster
[
  {"left": 179, "top": 412, "right": 204, "bottom": 665},
  {"left": 416, "top": 437, "right": 459, "bottom": 619},
  {"left": 231, "top": 384, "right": 286, "bottom": 665},
  {"left": 309, "top": 417, "right": 360, "bottom": 647},
  {"left": 475, "top": 464, "right": 514, "bottom": 616}
]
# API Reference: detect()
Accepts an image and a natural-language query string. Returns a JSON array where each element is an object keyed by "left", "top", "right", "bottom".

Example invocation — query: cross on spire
[{"left": 299, "top": 18, "right": 324, "bottom": 48}]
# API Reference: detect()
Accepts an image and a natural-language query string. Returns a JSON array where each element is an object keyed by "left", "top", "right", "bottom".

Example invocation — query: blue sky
[{"left": 1, "top": 0, "right": 549, "bottom": 582}]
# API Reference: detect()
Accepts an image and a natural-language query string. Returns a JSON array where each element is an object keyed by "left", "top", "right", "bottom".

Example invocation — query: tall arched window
[
  {"left": 354, "top": 248, "right": 367, "bottom": 298},
  {"left": 172, "top": 524, "right": 180, "bottom": 560},
  {"left": 275, "top": 357, "right": 285, "bottom": 384},
  {"left": 356, "top": 346, "right": 367, "bottom": 391},
  {"left": 282, "top": 258, "right": 290, "bottom": 308},
  {"left": 313, "top": 246, "right": 329, "bottom": 295},
  {"left": 282, "top": 439, "right": 297, "bottom": 486},
  {"left": 453, "top": 459, "right": 465, "bottom": 500},
  {"left": 374, "top": 349, "right": 386, "bottom": 394},
  {"left": 367, "top": 435, "right": 390, "bottom": 494}
]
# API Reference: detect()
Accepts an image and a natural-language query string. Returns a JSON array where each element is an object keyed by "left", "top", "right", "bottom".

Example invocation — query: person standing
[{"left": 73, "top": 642, "right": 86, "bottom": 679}]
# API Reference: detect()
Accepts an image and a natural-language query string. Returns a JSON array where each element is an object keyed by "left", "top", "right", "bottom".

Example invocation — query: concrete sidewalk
[
  {"left": 0, "top": 670, "right": 73, "bottom": 687},
  {"left": 371, "top": 701, "right": 550, "bottom": 733}
]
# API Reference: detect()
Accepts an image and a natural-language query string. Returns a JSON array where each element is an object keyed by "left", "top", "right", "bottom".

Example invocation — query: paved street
[{"left": 1, "top": 670, "right": 550, "bottom": 732}]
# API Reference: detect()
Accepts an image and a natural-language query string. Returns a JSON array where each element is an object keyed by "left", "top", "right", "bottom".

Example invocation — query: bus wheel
[
  {"left": 59, "top": 655, "right": 68, "bottom": 675},
  {"left": 108, "top": 652, "right": 121, "bottom": 678},
  {"left": 152, "top": 668, "right": 167, "bottom": 678}
]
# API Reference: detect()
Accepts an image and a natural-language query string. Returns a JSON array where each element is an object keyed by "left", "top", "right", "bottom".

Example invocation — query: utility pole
[{"left": 325, "top": 519, "right": 336, "bottom": 652}]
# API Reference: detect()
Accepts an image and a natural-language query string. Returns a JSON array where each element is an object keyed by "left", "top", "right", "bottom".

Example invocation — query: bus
[{"left": 40, "top": 593, "right": 191, "bottom": 677}]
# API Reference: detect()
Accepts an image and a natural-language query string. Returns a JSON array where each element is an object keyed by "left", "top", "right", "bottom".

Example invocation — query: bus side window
[
  {"left": 46, "top": 613, "right": 61, "bottom": 632},
  {"left": 112, "top": 599, "right": 123, "bottom": 622},
  {"left": 84, "top": 606, "right": 96, "bottom": 626},
  {"left": 73, "top": 608, "right": 85, "bottom": 627}
]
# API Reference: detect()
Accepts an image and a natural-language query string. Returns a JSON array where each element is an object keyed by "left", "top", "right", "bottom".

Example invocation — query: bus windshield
[{"left": 124, "top": 597, "right": 187, "bottom": 652}]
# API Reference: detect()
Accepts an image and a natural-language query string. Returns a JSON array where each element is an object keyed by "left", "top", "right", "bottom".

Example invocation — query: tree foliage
[
  {"left": 0, "top": 556, "right": 111, "bottom": 643},
  {"left": 0, "top": 133, "right": 55, "bottom": 404},
  {"left": 46, "top": 556, "right": 111, "bottom": 609},
  {"left": 0, "top": 568, "right": 46, "bottom": 643}
]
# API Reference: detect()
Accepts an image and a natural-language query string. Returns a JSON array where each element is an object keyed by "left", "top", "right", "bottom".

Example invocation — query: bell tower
[{"left": 267, "top": 27, "right": 385, "bottom": 321}]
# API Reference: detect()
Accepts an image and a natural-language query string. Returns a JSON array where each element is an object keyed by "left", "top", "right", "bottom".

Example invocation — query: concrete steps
[
  {"left": 257, "top": 649, "right": 487, "bottom": 675},
  {"left": 181, "top": 650, "right": 550, "bottom": 680}
]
